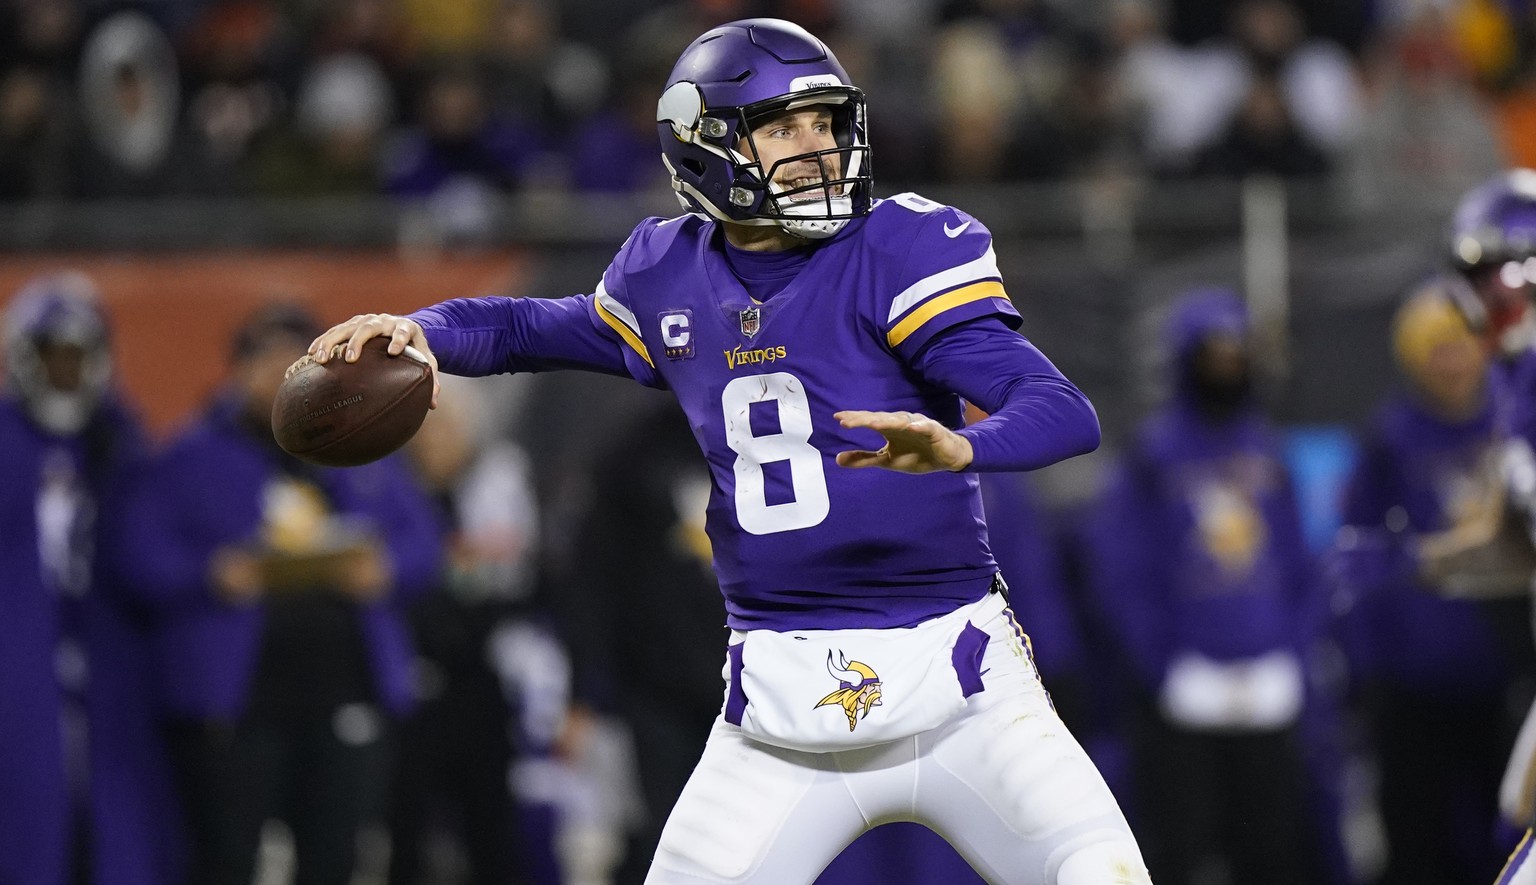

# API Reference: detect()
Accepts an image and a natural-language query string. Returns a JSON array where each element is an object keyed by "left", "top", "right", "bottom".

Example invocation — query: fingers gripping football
[
  {"left": 834, "top": 409, "right": 974, "bottom": 473},
  {"left": 309, "top": 313, "right": 440, "bottom": 408}
]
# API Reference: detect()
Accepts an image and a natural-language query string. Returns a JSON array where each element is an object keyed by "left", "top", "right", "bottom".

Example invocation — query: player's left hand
[{"left": 834, "top": 410, "right": 974, "bottom": 473}]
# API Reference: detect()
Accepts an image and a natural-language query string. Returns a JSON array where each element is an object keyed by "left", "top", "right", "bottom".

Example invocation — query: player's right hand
[{"left": 309, "top": 313, "right": 440, "bottom": 408}]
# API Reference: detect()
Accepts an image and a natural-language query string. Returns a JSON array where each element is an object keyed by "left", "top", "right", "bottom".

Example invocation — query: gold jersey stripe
[
  {"left": 886, "top": 280, "right": 1006, "bottom": 348},
  {"left": 596, "top": 296, "right": 655, "bottom": 368}
]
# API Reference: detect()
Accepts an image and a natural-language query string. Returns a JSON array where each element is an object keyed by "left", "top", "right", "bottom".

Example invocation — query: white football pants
[{"left": 644, "top": 599, "right": 1151, "bottom": 884}]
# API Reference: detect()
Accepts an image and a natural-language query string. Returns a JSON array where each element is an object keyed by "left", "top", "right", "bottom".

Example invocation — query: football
[{"left": 271, "top": 337, "right": 433, "bottom": 467}]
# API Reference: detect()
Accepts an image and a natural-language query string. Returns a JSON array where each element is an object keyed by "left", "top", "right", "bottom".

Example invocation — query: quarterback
[{"left": 311, "top": 18, "right": 1151, "bottom": 885}]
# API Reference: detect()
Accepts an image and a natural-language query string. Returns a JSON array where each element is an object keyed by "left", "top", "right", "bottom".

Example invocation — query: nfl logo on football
[{"left": 740, "top": 307, "right": 761, "bottom": 338}]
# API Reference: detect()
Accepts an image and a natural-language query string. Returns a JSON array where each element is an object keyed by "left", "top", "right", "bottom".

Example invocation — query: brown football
[{"left": 271, "top": 337, "right": 433, "bottom": 467}]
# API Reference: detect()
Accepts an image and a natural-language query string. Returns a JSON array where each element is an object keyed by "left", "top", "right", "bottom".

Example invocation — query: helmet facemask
[
  {"left": 1448, "top": 168, "right": 1536, "bottom": 357},
  {"left": 6, "top": 322, "right": 112, "bottom": 436},
  {"left": 1455, "top": 259, "right": 1536, "bottom": 358},
  {"left": 659, "top": 82, "right": 872, "bottom": 240},
  {"left": 3, "top": 274, "right": 113, "bottom": 436}
]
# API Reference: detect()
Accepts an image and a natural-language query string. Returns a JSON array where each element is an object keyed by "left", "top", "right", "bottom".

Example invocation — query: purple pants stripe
[
  {"left": 724, "top": 643, "right": 747, "bottom": 726},
  {"left": 951, "top": 622, "right": 990, "bottom": 698}
]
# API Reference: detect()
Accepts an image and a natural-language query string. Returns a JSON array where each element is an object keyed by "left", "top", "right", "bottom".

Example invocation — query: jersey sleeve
[
  {"left": 408, "top": 222, "right": 666, "bottom": 389},
  {"left": 411, "top": 295, "right": 630, "bottom": 378},
  {"left": 878, "top": 194, "right": 1022, "bottom": 361},
  {"left": 583, "top": 222, "right": 665, "bottom": 388}
]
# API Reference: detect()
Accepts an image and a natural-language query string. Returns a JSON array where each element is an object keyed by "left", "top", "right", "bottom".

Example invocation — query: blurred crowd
[{"left": 2, "top": 0, "right": 1536, "bottom": 211}]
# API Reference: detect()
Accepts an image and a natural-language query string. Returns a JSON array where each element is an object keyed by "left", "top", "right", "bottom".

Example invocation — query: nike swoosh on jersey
[{"left": 943, "top": 220, "right": 971, "bottom": 238}]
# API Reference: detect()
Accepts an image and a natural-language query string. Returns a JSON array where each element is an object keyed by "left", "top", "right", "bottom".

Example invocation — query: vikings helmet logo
[{"left": 815, "top": 651, "right": 882, "bottom": 732}]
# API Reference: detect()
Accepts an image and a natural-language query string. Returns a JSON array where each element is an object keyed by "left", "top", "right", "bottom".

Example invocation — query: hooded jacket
[{"left": 1081, "top": 290, "right": 1319, "bottom": 693}]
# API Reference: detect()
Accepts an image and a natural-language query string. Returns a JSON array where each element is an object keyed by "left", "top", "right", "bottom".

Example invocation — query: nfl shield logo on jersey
[{"left": 739, "top": 307, "right": 761, "bottom": 338}]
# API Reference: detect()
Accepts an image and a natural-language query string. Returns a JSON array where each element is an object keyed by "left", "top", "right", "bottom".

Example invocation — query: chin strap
[
  {"left": 26, "top": 390, "right": 99, "bottom": 436},
  {"left": 779, "top": 217, "right": 847, "bottom": 239},
  {"left": 770, "top": 184, "right": 853, "bottom": 239}
]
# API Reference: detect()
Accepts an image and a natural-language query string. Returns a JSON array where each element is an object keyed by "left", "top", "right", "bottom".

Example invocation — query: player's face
[
  {"left": 1413, "top": 336, "right": 1486, "bottom": 415},
  {"left": 35, "top": 340, "right": 87, "bottom": 393},
  {"left": 1189, "top": 333, "right": 1252, "bottom": 415},
  {"left": 743, "top": 106, "right": 842, "bottom": 202},
  {"left": 1193, "top": 335, "right": 1249, "bottom": 387},
  {"left": 1468, "top": 260, "right": 1536, "bottom": 353}
]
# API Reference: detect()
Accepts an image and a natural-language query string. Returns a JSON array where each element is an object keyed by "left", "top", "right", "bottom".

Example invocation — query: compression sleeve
[
  {"left": 911, "top": 317, "right": 1100, "bottom": 471},
  {"left": 409, "top": 294, "right": 633, "bottom": 378}
]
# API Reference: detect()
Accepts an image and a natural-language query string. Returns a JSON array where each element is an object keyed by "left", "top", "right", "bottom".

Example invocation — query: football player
[
  {"left": 110, "top": 304, "right": 444, "bottom": 885},
  {"left": 1436, "top": 168, "right": 1536, "bottom": 885},
  {"left": 310, "top": 19, "right": 1152, "bottom": 885},
  {"left": 1335, "top": 281, "right": 1521, "bottom": 885},
  {"left": 0, "top": 273, "right": 174, "bottom": 885}
]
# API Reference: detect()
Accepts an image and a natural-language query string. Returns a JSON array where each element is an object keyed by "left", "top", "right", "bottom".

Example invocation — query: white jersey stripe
[
  {"left": 887, "top": 244, "right": 1001, "bottom": 324},
  {"left": 596, "top": 279, "right": 644, "bottom": 339}
]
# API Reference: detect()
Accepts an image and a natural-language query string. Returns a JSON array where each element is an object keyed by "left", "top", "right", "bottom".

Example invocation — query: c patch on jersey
[{"left": 659, "top": 309, "right": 695, "bottom": 360}]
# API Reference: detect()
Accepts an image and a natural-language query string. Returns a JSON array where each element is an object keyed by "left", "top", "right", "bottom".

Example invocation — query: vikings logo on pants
[{"left": 815, "top": 651, "right": 882, "bottom": 732}]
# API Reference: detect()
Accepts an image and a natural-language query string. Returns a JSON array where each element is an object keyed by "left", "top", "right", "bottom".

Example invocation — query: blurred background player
[
  {"left": 1332, "top": 277, "right": 1533, "bottom": 885},
  {"left": 553, "top": 397, "right": 725, "bottom": 885},
  {"left": 390, "top": 373, "right": 538, "bottom": 885},
  {"left": 0, "top": 272, "right": 177, "bottom": 885},
  {"left": 391, "top": 372, "right": 603, "bottom": 885},
  {"left": 1427, "top": 167, "right": 1536, "bottom": 885},
  {"left": 108, "top": 303, "right": 441, "bottom": 885},
  {"left": 1080, "top": 288, "right": 1326, "bottom": 885}
]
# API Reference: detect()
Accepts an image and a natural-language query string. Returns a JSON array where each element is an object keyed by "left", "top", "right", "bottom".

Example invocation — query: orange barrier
[{"left": 0, "top": 250, "right": 528, "bottom": 438}]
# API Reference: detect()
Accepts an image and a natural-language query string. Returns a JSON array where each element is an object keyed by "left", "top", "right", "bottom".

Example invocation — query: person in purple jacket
[
  {"left": 1333, "top": 279, "right": 1531, "bottom": 885},
  {"left": 110, "top": 303, "right": 442, "bottom": 885},
  {"left": 0, "top": 272, "right": 179, "bottom": 885},
  {"left": 1432, "top": 168, "right": 1536, "bottom": 885},
  {"left": 1079, "top": 288, "right": 1323, "bottom": 885},
  {"left": 306, "top": 17, "right": 1150, "bottom": 885}
]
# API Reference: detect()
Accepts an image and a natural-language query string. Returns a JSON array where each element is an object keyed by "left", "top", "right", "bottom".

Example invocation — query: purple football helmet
[
  {"left": 1446, "top": 168, "right": 1536, "bottom": 355},
  {"left": 3, "top": 271, "right": 113, "bottom": 435},
  {"left": 656, "top": 18, "right": 871, "bottom": 239}
]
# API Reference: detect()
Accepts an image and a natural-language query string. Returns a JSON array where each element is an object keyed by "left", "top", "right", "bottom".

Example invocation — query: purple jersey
[
  {"left": 416, "top": 194, "right": 1092, "bottom": 632},
  {"left": 1495, "top": 349, "right": 1536, "bottom": 452},
  {"left": 1492, "top": 349, "right": 1536, "bottom": 522}
]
